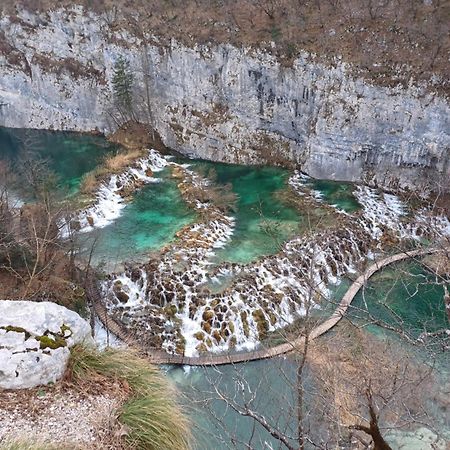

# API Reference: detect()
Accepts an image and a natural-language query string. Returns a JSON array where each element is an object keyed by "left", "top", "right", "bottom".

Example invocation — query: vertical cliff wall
[{"left": 0, "top": 7, "right": 448, "bottom": 190}]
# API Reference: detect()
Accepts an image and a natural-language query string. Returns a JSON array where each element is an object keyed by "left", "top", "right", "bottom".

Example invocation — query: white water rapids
[{"left": 70, "top": 153, "right": 450, "bottom": 357}]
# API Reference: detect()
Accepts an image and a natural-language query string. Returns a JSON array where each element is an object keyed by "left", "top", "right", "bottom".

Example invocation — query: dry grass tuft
[
  {"left": 79, "top": 165, "right": 110, "bottom": 195},
  {"left": 79, "top": 172, "right": 98, "bottom": 195},
  {"left": 66, "top": 345, "right": 192, "bottom": 450},
  {"left": 0, "top": 439, "right": 69, "bottom": 450},
  {"left": 79, "top": 149, "right": 143, "bottom": 195},
  {"left": 104, "top": 150, "right": 143, "bottom": 172},
  {"left": 80, "top": 150, "right": 143, "bottom": 195}
]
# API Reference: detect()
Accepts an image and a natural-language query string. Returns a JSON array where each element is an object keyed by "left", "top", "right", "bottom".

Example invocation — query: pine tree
[{"left": 112, "top": 56, "right": 133, "bottom": 118}]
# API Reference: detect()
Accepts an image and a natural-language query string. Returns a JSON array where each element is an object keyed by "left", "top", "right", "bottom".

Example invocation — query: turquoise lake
[
  {"left": 0, "top": 127, "right": 362, "bottom": 265},
  {"left": 2, "top": 127, "right": 448, "bottom": 448},
  {"left": 80, "top": 168, "right": 196, "bottom": 267},
  {"left": 0, "top": 126, "right": 119, "bottom": 196}
]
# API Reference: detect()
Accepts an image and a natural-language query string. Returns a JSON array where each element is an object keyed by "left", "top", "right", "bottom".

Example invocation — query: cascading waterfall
[
  {"left": 104, "top": 211, "right": 370, "bottom": 356},
  {"left": 102, "top": 162, "right": 237, "bottom": 353},
  {"left": 354, "top": 185, "right": 450, "bottom": 240},
  {"left": 89, "top": 157, "right": 449, "bottom": 357},
  {"left": 292, "top": 170, "right": 450, "bottom": 241},
  {"left": 61, "top": 149, "right": 169, "bottom": 236}
]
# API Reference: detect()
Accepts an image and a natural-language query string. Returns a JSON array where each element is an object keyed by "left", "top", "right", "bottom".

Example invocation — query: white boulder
[{"left": 0, "top": 300, "right": 94, "bottom": 389}]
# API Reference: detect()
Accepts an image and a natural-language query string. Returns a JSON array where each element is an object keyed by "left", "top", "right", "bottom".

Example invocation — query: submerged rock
[{"left": 0, "top": 300, "right": 93, "bottom": 390}]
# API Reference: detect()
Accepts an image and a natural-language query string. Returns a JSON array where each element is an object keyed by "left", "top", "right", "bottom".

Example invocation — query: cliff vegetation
[{"left": 1, "top": 0, "right": 449, "bottom": 92}]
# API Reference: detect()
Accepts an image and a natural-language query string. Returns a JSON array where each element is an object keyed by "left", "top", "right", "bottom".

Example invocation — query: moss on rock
[
  {"left": 193, "top": 331, "right": 204, "bottom": 341},
  {"left": 202, "top": 309, "right": 214, "bottom": 321},
  {"left": 164, "top": 304, "right": 178, "bottom": 318},
  {"left": 1, "top": 325, "right": 31, "bottom": 340},
  {"left": 240, "top": 311, "right": 250, "bottom": 338},
  {"left": 252, "top": 309, "right": 269, "bottom": 339},
  {"left": 38, "top": 334, "right": 67, "bottom": 350},
  {"left": 212, "top": 330, "right": 222, "bottom": 344},
  {"left": 195, "top": 342, "right": 208, "bottom": 353},
  {"left": 60, "top": 324, "right": 72, "bottom": 338},
  {"left": 202, "top": 321, "right": 212, "bottom": 334}
]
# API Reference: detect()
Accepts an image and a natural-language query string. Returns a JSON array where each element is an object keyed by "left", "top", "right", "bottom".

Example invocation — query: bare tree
[
  {"left": 0, "top": 159, "right": 69, "bottom": 298},
  {"left": 184, "top": 231, "right": 449, "bottom": 449},
  {"left": 252, "top": 0, "right": 280, "bottom": 20}
]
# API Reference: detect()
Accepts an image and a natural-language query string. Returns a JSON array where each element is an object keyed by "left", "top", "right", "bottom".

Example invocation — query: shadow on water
[{"left": 0, "top": 126, "right": 118, "bottom": 196}]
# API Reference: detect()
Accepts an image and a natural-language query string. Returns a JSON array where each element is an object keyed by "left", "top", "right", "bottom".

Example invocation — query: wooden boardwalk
[{"left": 88, "top": 248, "right": 440, "bottom": 366}]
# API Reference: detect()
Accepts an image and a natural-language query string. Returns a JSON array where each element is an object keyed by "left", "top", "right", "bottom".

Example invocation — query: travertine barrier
[{"left": 88, "top": 248, "right": 441, "bottom": 366}]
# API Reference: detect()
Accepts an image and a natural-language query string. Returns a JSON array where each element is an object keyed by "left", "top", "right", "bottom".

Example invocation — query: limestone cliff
[{"left": 0, "top": 7, "right": 448, "bottom": 190}]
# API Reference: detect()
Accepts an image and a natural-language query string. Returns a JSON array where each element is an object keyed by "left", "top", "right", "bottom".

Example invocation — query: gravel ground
[{"left": 0, "top": 388, "right": 120, "bottom": 448}]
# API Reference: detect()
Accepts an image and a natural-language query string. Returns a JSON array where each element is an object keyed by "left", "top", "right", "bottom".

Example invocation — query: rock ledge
[{"left": 0, "top": 300, "right": 93, "bottom": 389}]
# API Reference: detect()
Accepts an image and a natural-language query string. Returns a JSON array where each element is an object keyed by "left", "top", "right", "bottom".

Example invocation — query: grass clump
[
  {"left": 104, "top": 150, "right": 143, "bottom": 172},
  {"left": 67, "top": 345, "right": 191, "bottom": 450},
  {"left": 0, "top": 440, "right": 66, "bottom": 450},
  {"left": 79, "top": 149, "right": 145, "bottom": 195},
  {"left": 79, "top": 171, "right": 99, "bottom": 194}
]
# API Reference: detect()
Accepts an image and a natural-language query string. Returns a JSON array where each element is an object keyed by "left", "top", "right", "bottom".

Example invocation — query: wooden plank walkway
[{"left": 88, "top": 247, "right": 441, "bottom": 366}]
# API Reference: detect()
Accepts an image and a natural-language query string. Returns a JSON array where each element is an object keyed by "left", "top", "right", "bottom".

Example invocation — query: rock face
[
  {"left": 0, "top": 300, "right": 93, "bottom": 389},
  {"left": 0, "top": 7, "right": 449, "bottom": 190}
]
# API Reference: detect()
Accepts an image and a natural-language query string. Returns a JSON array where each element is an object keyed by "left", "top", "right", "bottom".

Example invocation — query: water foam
[
  {"left": 102, "top": 164, "right": 450, "bottom": 357},
  {"left": 61, "top": 149, "right": 168, "bottom": 236}
]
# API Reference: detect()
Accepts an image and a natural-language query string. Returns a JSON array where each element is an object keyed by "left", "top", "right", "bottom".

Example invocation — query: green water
[
  {"left": 0, "top": 127, "right": 196, "bottom": 264},
  {"left": 0, "top": 127, "right": 118, "bottom": 195},
  {"left": 81, "top": 169, "right": 196, "bottom": 266},
  {"left": 89, "top": 159, "right": 304, "bottom": 266},
  {"left": 0, "top": 126, "right": 355, "bottom": 266},
  {"left": 305, "top": 178, "right": 361, "bottom": 213},
  {"left": 167, "top": 357, "right": 301, "bottom": 449},
  {"left": 191, "top": 161, "right": 303, "bottom": 263},
  {"left": 348, "top": 260, "right": 449, "bottom": 445},
  {"left": 169, "top": 263, "right": 449, "bottom": 449},
  {"left": 351, "top": 261, "right": 448, "bottom": 339},
  {"left": 0, "top": 128, "right": 305, "bottom": 265}
]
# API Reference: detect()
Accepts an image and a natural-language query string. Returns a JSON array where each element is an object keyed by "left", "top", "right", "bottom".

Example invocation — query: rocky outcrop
[
  {"left": 0, "top": 7, "right": 448, "bottom": 190},
  {"left": 0, "top": 300, "right": 93, "bottom": 389}
]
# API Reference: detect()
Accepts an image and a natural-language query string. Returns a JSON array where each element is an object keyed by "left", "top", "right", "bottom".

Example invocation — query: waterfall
[
  {"left": 100, "top": 157, "right": 450, "bottom": 357},
  {"left": 60, "top": 149, "right": 169, "bottom": 236}
]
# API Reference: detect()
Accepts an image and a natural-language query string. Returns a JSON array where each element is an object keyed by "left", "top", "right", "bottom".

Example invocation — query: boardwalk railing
[{"left": 87, "top": 247, "right": 442, "bottom": 366}]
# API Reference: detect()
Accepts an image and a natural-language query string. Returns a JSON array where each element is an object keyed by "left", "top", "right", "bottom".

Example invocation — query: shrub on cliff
[{"left": 112, "top": 56, "right": 134, "bottom": 123}]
